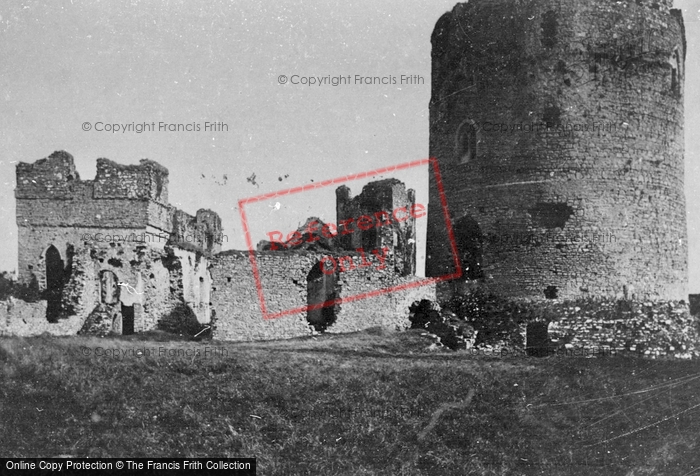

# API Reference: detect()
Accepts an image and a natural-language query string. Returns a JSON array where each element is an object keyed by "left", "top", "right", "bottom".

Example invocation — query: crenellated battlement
[
  {"left": 16, "top": 151, "right": 81, "bottom": 200},
  {"left": 94, "top": 158, "right": 169, "bottom": 203},
  {"left": 16, "top": 151, "right": 170, "bottom": 204}
]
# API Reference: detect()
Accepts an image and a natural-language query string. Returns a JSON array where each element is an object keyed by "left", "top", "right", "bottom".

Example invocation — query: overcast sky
[{"left": 1, "top": 0, "right": 698, "bottom": 288}]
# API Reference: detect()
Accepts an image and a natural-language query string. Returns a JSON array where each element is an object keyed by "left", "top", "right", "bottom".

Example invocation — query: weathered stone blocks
[{"left": 427, "top": 0, "right": 688, "bottom": 301}]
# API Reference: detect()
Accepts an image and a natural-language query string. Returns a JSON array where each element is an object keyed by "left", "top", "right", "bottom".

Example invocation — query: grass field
[{"left": 1, "top": 328, "right": 700, "bottom": 475}]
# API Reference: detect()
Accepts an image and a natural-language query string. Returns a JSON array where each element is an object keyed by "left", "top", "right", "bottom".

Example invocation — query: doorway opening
[
  {"left": 45, "top": 245, "right": 64, "bottom": 322},
  {"left": 306, "top": 262, "right": 338, "bottom": 332},
  {"left": 121, "top": 304, "right": 135, "bottom": 335},
  {"left": 526, "top": 322, "right": 550, "bottom": 357}
]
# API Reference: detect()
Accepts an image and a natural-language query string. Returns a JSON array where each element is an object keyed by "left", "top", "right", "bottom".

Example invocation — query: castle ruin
[
  {"left": 8, "top": 151, "right": 222, "bottom": 336},
  {"left": 1, "top": 0, "right": 697, "bottom": 356},
  {"left": 2, "top": 152, "right": 432, "bottom": 339}
]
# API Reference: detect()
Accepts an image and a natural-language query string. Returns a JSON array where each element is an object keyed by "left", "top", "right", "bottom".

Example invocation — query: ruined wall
[
  {"left": 0, "top": 245, "right": 95, "bottom": 336},
  {"left": 16, "top": 151, "right": 222, "bottom": 286},
  {"left": 17, "top": 226, "right": 142, "bottom": 289},
  {"left": 427, "top": 0, "right": 687, "bottom": 301},
  {"left": 210, "top": 251, "right": 320, "bottom": 341},
  {"left": 93, "top": 158, "right": 169, "bottom": 203},
  {"left": 80, "top": 243, "right": 212, "bottom": 333},
  {"left": 336, "top": 179, "right": 418, "bottom": 276},
  {"left": 170, "top": 208, "right": 223, "bottom": 254},
  {"left": 61, "top": 246, "right": 98, "bottom": 323},
  {"left": 171, "top": 247, "right": 212, "bottom": 324},
  {"left": 545, "top": 299, "right": 699, "bottom": 359},
  {"left": 8, "top": 150, "right": 223, "bottom": 337},
  {"left": 16, "top": 154, "right": 162, "bottom": 229},
  {"left": 15, "top": 150, "right": 80, "bottom": 199},
  {"left": 77, "top": 243, "right": 151, "bottom": 333},
  {"left": 327, "top": 256, "right": 436, "bottom": 334},
  {"left": 194, "top": 209, "right": 223, "bottom": 254},
  {"left": 210, "top": 250, "right": 434, "bottom": 342},
  {"left": 0, "top": 298, "right": 84, "bottom": 336},
  {"left": 3, "top": 239, "right": 211, "bottom": 337}
]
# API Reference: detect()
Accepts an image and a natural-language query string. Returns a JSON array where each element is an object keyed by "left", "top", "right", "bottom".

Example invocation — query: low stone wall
[
  {"left": 441, "top": 289, "right": 700, "bottom": 358},
  {"left": 0, "top": 298, "right": 83, "bottom": 336},
  {"left": 210, "top": 250, "right": 435, "bottom": 342},
  {"left": 546, "top": 299, "right": 700, "bottom": 359}
]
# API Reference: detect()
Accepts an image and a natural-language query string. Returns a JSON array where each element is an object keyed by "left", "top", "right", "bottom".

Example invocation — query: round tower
[{"left": 426, "top": 0, "right": 687, "bottom": 301}]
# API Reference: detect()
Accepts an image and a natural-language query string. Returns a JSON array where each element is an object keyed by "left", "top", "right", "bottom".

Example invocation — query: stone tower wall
[{"left": 427, "top": 0, "right": 687, "bottom": 301}]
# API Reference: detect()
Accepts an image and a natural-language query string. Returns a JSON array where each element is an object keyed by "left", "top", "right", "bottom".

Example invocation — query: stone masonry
[
  {"left": 3, "top": 2, "right": 696, "bottom": 354},
  {"left": 3, "top": 151, "right": 221, "bottom": 336},
  {"left": 210, "top": 250, "right": 434, "bottom": 342},
  {"left": 4, "top": 150, "right": 433, "bottom": 341},
  {"left": 425, "top": 0, "right": 697, "bottom": 358},
  {"left": 427, "top": 0, "right": 687, "bottom": 302}
]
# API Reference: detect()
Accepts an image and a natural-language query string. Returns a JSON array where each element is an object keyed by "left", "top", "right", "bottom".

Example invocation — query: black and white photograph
[{"left": 1, "top": 0, "right": 700, "bottom": 474}]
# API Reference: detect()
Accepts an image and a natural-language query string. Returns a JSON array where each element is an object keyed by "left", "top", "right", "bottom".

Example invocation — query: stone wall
[
  {"left": 427, "top": 0, "right": 687, "bottom": 301},
  {"left": 2, "top": 239, "right": 211, "bottom": 336},
  {"left": 81, "top": 243, "right": 212, "bottom": 333},
  {"left": 326, "top": 254, "right": 436, "bottom": 334},
  {"left": 545, "top": 299, "right": 699, "bottom": 359},
  {"left": 93, "top": 158, "right": 169, "bottom": 203},
  {"left": 15, "top": 150, "right": 80, "bottom": 200},
  {"left": 210, "top": 250, "right": 435, "bottom": 342},
  {"left": 170, "top": 247, "right": 212, "bottom": 325},
  {"left": 170, "top": 208, "right": 223, "bottom": 254},
  {"left": 17, "top": 226, "right": 145, "bottom": 288},
  {"left": 439, "top": 287, "right": 699, "bottom": 358}
]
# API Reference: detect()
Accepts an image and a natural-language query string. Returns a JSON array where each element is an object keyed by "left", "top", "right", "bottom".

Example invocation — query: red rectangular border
[{"left": 237, "top": 157, "right": 462, "bottom": 320}]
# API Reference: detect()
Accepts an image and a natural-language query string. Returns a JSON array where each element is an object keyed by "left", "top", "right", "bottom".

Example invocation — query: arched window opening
[
  {"left": 455, "top": 119, "right": 479, "bottom": 164},
  {"left": 669, "top": 48, "right": 681, "bottom": 94},
  {"left": 99, "top": 270, "right": 120, "bottom": 305}
]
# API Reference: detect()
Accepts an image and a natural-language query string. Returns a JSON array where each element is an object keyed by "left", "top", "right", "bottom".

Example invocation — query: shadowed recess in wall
[
  {"left": 306, "top": 262, "right": 338, "bottom": 332},
  {"left": 526, "top": 321, "right": 551, "bottom": 357},
  {"left": 544, "top": 285, "right": 559, "bottom": 299},
  {"left": 0, "top": 272, "right": 40, "bottom": 302},
  {"left": 158, "top": 302, "right": 209, "bottom": 338},
  {"left": 529, "top": 202, "right": 574, "bottom": 229},
  {"left": 45, "top": 245, "right": 64, "bottom": 322},
  {"left": 454, "top": 216, "right": 484, "bottom": 280}
]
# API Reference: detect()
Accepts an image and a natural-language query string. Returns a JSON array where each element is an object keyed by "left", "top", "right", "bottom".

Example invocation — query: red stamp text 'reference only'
[{"left": 237, "top": 157, "right": 461, "bottom": 320}]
